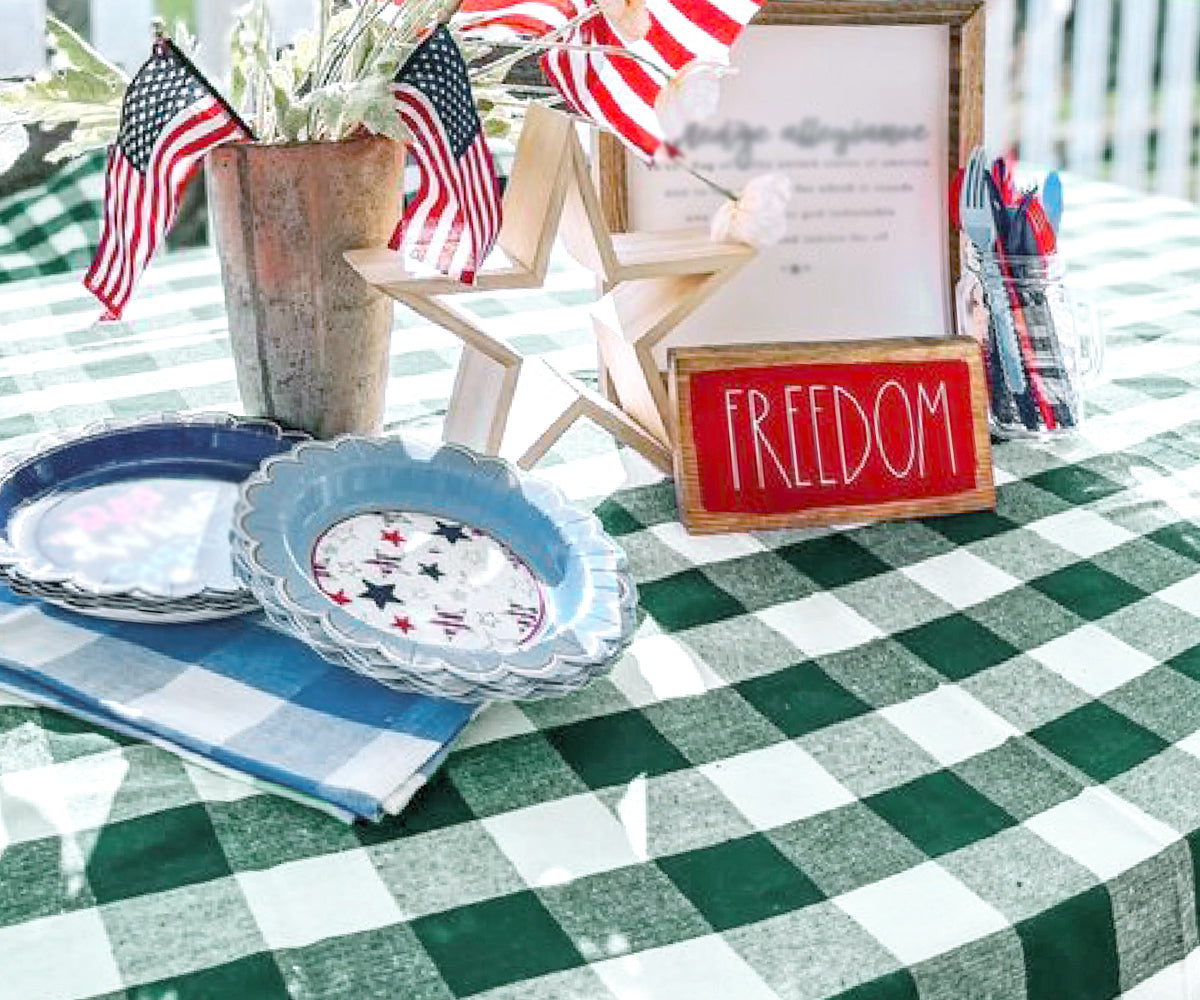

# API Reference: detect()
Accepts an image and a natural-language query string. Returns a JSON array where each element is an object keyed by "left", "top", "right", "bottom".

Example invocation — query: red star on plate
[
  {"left": 381, "top": 529, "right": 405, "bottom": 547},
  {"left": 392, "top": 615, "right": 415, "bottom": 633},
  {"left": 327, "top": 589, "right": 352, "bottom": 605}
]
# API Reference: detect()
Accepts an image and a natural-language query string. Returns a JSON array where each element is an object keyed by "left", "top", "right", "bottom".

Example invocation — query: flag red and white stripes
[
  {"left": 84, "top": 40, "right": 251, "bottom": 319},
  {"left": 458, "top": 0, "right": 763, "bottom": 161},
  {"left": 390, "top": 26, "right": 502, "bottom": 284}
]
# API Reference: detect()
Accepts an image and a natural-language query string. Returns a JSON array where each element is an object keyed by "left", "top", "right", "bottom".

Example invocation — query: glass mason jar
[{"left": 956, "top": 246, "right": 1104, "bottom": 440}]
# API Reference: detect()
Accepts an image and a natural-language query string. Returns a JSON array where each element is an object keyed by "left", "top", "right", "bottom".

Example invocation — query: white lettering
[
  {"left": 724, "top": 389, "right": 743, "bottom": 491},
  {"left": 808, "top": 386, "right": 836, "bottom": 486},
  {"left": 749, "top": 389, "right": 793, "bottom": 489},
  {"left": 917, "top": 381, "right": 956, "bottom": 475},
  {"left": 784, "top": 385, "right": 812, "bottom": 487},
  {"left": 873, "top": 380, "right": 916, "bottom": 478},
  {"left": 832, "top": 385, "right": 872, "bottom": 484}
]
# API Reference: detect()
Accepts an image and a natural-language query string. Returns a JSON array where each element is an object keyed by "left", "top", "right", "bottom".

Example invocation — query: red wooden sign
[{"left": 669, "top": 338, "right": 995, "bottom": 532}]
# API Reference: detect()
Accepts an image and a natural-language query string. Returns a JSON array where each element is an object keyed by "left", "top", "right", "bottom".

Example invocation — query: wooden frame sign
[
  {"left": 598, "top": 0, "right": 985, "bottom": 362},
  {"left": 670, "top": 338, "right": 994, "bottom": 532}
]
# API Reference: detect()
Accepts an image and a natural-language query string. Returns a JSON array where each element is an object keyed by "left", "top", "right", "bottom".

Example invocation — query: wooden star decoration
[{"left": 345, "top": 105, "right": 754, "bottom": 471}]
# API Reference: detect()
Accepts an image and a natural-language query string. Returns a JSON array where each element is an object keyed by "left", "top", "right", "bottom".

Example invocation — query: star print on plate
[{"left": 310, "top": 510, "right": 546, "bottom": 651}]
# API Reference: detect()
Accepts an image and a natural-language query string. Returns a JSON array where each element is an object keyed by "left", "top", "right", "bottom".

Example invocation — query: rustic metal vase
[{"left": 206, "top": 136, "right": 406, "bottom": 439}]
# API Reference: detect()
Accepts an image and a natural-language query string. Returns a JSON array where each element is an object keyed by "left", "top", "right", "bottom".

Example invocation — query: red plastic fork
[{"left": 1026, "top": 196, "right": 1057, "bottom": 256}]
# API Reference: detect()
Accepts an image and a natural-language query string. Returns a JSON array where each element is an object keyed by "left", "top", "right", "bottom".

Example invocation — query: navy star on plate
[
  {"left": 419, "top": 561, "right": 444, "bottom": 581},
  {"left": 433, "top": 520, "right": 469, "bottom": 544},
  {"left": 359, "top": 580, "right": 400, "bottom": 610}
]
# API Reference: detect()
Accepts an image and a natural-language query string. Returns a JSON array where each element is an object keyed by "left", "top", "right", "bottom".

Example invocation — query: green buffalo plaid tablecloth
[{"left": 4, "top": 176, "right": 1200, "bottom": 1000}]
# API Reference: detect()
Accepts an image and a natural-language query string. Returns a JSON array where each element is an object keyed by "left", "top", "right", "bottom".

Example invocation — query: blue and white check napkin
[{"left": 0, "top": 587, "right": 478, "bottom": 822}]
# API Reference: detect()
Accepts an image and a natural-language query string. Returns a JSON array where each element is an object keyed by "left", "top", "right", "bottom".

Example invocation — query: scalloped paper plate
[
  {"left": 231, "top": 436, "right": 637, "bottom": 701},
  {"left": 0, "top": 413, "right": 308, "bottom": 621}
]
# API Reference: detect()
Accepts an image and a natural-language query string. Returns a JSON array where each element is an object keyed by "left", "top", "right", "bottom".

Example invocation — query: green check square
[
  {"left": 443, "top": 733, "right": 588, "bottom": 817},
  {"left": 775, "top": 534, "right": 892, "bottom": 588},
  {"left": 767, "top": 802, "right": 926, "bottom": 897},
  {"left": 107, "top": 390, "right": 190, "bottom": 419},
  {"left": 1026, "top": 465, "right": 1126, "bottom": 506},
  {"left": 737, "top": 662, "right": 873, "bottom": 737},
  {"left": 864, "top": 770, "right": 1017, "bottom": 857},
  {"left": 594, "top": 482, "right": 678, "bottom": 536},
  {"left": 276, "top": 926, "right": 456, "bottom": 1000},
  {"left": 1016, "top": 886, "right": 1119, "bottom": 1000},
  {"left": 925, "top": 509, "right": 1019, "bottom": 545},
  {"left": 639, "top": 688, "right": 785, "bottom": 765},
  {"left": 127, "top": 953, "right": 291, "bottom": 1000},
  {"left": 0, "top": 837, "right": 96, "bottom": 925},
  {"left": 1029, "top": 563, "right": 1146, "bottom": 621},
  {"left": 545, "top": 710, "right": 691, "bottom": 790},
  {"left": 1111, "top": 375, "right": 1194, "bottom": 399},
  {"left": 207, "top": 796, "right": 361, "bottom": 869},
  {"left": 0, "top": 706, "right": 54, "bottom": 772},
  {"left": 993, "top": 480, "right": 1073, "bottom": 525},
  {"left": 536, "top": 864, "right": 710, "bottom": 955},
  {"left": 895, "top": 615, "right": 1020, "bottom": 681},
  {"left": 951, "top": 738, "right": 1085, "bottom": 821},
  {"left": 829, "top": 969, "right": 920, "bottom": 1000},
  {"left": 82, "top": 353, "right": 159, "bottom": 380},
  {"left": 696, "top": 552, "right": 817, "bottom": 612},
  {"left": 411, "top": 890, "right": 583, "bottom": 997},
  {"left": 637, "top": 568, "right": 747, "bottom": 631},
  {"left": 815, "top": 639, "right": 944, "bottom": 709},
  {"left": 1092, "top": 537, "right": 1200, "bottom": 593},
  {"left": 85, "top": 803, "right": 232, "bottom": 904},
  {"left": 1102, "top": 666, "right": 1200, "bottom": 742},
  {"left": 1146, "top": 522, "right": 1200, "bottom": 565},
  {"left": 1031, "top": 702, "right": 1169, "bottom": 782},
  {"left": 657, "top": 833, "right": 825, "bottom": 930},
  {"left": 1167, "top": 642, "right": 1200, "bottom": 684}
]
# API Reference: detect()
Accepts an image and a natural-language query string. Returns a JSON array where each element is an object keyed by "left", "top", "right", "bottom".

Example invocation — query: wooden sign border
[
  {"left": 597, "top": 0, "right": 986, "bottom": 294},
  {"left": 669, "top": 337, "right": 995, "bottom": 533}
]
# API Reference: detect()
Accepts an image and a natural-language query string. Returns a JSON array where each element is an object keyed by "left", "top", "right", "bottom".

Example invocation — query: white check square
[
  {"left": 649, "top": 521, "right": 767, "bottom": 564},
  {"left": 0, "top": 606, "right": 99, "bottom": 667},
  {"left": 237, "top": 848, "right": 404, "bottom": 949},
  {"left": 453, "top": 701, "right": 535, "bottom": 750},
  {"left": 880, "top": 686, "right": 1020, "bottom": 767},
  {"left": 835, "top": 861, "right": 1008, "bottom": 965},
  {"left": 1028, "top": 625, "right": 1158, "bottom": 696},
  {"left": 0, "top": 751, "right": 129, "bottom": 844},
  {"left": 483, "top": 792, "right": 644, "bottom": 886},
  {"left": 592, "top": 934, "right": 781, "bottom": 1000},
  {"left": 757, "top": 593, "right": 883, "bottom": 658},
  {"left": 1025, "top": 787, "right": 1178, "bottom": 880},
  {"left": 128, "top": 667, "right": 281, "bottom": 743},
  {"left": 900, "top": 550, "right": 1021, "bottom": 609},
  {"left": 700, "top": 740, "right": 855, "bottom": 830},
  {"left": 0, "top": 910, "right": 123, "bottom": 1000},
  {"left": 1026, "top": 509, "right": 1136, "bottom": 558},
  {"left": 1157, "top": 574, "right": 1200, "bottom": 617},
  {"left": 607, "top": 634, "right": 726, "bottom": 706}
]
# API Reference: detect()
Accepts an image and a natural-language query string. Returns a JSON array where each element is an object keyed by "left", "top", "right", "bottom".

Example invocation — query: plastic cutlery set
[{"left": 954, "top": 150, "right": 1096, "bottom": 437}]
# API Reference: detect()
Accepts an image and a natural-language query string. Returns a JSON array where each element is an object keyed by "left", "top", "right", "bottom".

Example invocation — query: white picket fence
[{"left": 4, "top": 0, "right": 1200, "bottom": 200}]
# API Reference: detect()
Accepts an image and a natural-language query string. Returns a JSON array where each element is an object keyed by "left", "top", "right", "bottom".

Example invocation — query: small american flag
[
  {"left": 84, "top": 39, "right": 251, "bottom": 319},
  {"left": 390, "top": 26, "right": 502, "bottom": 285},
  {"left": 459, "top": 0, "right": 763, "bottom": 162}
]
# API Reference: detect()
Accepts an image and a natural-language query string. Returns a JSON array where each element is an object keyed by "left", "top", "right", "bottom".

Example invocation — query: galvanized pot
[{"left": 206, "top": 137, "right": 405, "bottom": 439}]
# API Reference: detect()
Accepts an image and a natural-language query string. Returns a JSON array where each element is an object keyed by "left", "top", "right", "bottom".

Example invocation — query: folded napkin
[{"left": 0, "top": 587, "right": 478, "bottom": 822}]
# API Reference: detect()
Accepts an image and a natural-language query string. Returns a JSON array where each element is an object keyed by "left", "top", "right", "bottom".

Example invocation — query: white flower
[
  {"left": 599, "top": 0, "right": 651, "bottom": 43},
  {"left": 655, "top": 60, "right": 729, "bottom": 142},
  {"left": 709, "top": 173, "right": 792, "bottom": 248}
]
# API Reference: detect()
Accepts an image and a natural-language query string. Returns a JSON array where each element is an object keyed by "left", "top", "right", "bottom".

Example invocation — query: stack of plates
[
  {"left": 231, "top": 435, "right": 637, "bottom": 701},
  {"left": 0, "top": 413, "right": 307, "bottom": 622}
]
